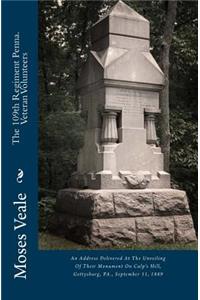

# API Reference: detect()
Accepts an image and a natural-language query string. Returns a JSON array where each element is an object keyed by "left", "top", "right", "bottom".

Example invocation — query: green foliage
[
  {"left": 170, "top": 1, "right": 198, "bottom": 113},
  {"left": 170, "top": 111, "right": 197, "bottom": 231},
  {"left": 170, "top": 111, "right": 197, "bottom": 169},
  {"left": 45, "top": 111, "right": 85, "bottom": 151},
  {"left": 39, "top": 197, "right": 56, "bottom": 231},
  {"left": 39, "top": 1, "right": 198, "bottom": 231},
  {"left": 39, "top": 110, "right": 85, "bottom": 190}
]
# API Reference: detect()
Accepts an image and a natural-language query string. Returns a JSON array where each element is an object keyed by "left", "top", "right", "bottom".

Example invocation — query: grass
[
  {"left": 39, "top": 231, "right": 198, "bottom": 251},
  {"left": 39, "top": 232, "right": 87, "bottom": 250}
]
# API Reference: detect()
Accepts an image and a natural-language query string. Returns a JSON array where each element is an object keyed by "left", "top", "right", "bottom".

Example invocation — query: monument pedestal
[{"left": 51, "top": 189, "right": 196, "bottom": 247}]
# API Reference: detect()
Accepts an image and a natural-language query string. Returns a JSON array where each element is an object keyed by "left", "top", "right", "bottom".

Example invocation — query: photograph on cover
[{"left": 38, "top": 0, "right": 197, "bottom": 250}]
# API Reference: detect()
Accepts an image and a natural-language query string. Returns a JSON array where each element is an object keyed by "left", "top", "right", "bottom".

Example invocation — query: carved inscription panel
[{"left": 105, "top": 87, "right": 159, "bottom": 128}]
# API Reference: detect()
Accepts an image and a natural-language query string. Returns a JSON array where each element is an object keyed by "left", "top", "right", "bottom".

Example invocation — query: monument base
[{"left": 50, "top": 189, "right": 197, "bottom": 247}]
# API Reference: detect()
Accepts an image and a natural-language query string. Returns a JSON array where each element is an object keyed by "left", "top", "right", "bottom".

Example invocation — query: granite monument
[{"left": 53, "top": 1, "right": 196, "bottom": 247}]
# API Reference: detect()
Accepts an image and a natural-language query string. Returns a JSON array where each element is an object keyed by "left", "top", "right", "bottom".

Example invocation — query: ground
[{"left": 39, "top": 231, "right": 198, "bottom": 251}]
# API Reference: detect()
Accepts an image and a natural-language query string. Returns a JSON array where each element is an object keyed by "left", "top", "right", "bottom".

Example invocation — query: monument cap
[{"left": 91, "top": 0, "right": 150, "bottom": 44}]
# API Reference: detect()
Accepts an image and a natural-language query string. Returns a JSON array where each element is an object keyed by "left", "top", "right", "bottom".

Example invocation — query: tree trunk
[{"left": 159, "top": 1, "right": 177, "bottom": 172}]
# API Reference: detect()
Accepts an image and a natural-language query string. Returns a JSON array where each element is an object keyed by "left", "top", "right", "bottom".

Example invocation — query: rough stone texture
[
  {"left": 56, "top": 189, "right": 115, "bottom": 218},
  {"left": 56, "top": 189, "right": 77, "bottom": 215},
  {"left": 57, "top": 189, "right": 155, "bottom": 219},
  {"left": 113, "top": 191, "right": 154, "bottom": 217},
  {"left": 136, "top": 216, "right": 174, "bottom": 245},
  {"left": 50, "top": 212, "right": 197, "bottom": 247},
  {"left": 50, "top": 213, "right": 136, "bottom": 247},
  {"left": 52, "top": 188, "right": 197, "bottom": 247},
  {"left": 56, "top": 188, "right": 191, "bottom": 218},
  {"left": 78, "top": 191, "right": 115, "bottom": 218},
  {"left": 174, "top": 215, "right": 197, "bottom": 243},
  {"left": 90, "top": 218, "right": 136, "bottom": 247},
  {"left": 56, "top": 189, "right": 114, "bottom": 218},
  {"left": 50, "top": 212, "right": 92, "bottom": 245},
  {"left": 153, "top": 189, "right": 190, "bottom": 216}
]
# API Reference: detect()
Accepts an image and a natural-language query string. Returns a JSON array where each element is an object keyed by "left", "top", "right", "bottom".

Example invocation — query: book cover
[{"left": 2, "top": 1, "right": 198, "bottom": 300}]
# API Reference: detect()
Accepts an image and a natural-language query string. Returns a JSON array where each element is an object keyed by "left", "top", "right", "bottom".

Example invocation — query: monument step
[
  {"left": 56, "top": 188, "right": 190, "bottom": 219},
  {"left": 50, "top": 213, "right": 196, "bottom": 247}
]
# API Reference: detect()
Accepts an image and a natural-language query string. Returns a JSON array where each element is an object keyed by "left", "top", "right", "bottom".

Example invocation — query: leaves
[
  {"left": 170, "top": 110, "right": 197, "bottom": 231},
  {"left": 38, "top": 1, "right": 198, "bottom": 228},
  {"left": 170, "top": 111, "right": 197, "bottom": 169}
]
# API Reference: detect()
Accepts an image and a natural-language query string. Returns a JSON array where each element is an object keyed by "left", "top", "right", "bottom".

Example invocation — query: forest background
[{"left": 39, "top": 0, "right": 198, "bottom": 233}]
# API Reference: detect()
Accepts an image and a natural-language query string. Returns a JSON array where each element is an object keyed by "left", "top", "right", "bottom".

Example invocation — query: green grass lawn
[{"left": 39, "top": 231, "right": 198, "bottom": 251}]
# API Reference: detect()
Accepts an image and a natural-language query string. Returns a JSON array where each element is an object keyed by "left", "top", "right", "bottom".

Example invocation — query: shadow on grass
[{"left": 39, "top": 231, "right": 198, "bottom": 251}]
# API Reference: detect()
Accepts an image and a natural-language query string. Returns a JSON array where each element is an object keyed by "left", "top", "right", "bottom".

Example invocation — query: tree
[
  {"left": 39, "top": 0, "right": 106, "bottom": 192},
  {"left": 38, "top": 0, "right": 197, "bottom": 232},
  {"left": 39, "top": 0, "right": 197, "bottom": 221},
  {"left": 159, "top": 1, "right": 178, "bottom": 172}
]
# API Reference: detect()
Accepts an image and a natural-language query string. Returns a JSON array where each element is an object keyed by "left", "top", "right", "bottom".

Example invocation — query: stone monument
[{"left": 53, "top": 1, "right": 196, "bottom": 247}]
